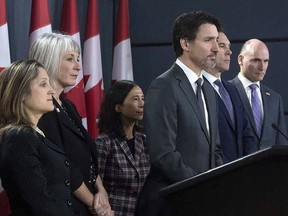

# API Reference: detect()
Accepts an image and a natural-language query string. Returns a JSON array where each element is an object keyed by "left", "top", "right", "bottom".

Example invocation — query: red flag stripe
[
  {"left": 29, "top": 0, "right": 51, "bottom": 33},
  {"left": 60, "top": 0, "right": 79, "bottom": 35},
  {"left": 29, "top": 0, "right": 52, "bottom": 48},
  {"left": 85, "top": 82, "right": 103, "bottom": 138},
  {"left": 111, "top": 0, "right": 133, "bottom": 82},
  {"left": 85, "top": 0, "right": 100, "bottom": 39},
  {"left": 83, "top": 0, "right": 104, "bottom": 138},
  {"left": 114, "top": 0, "right": 130, "bottom": 46},
  {"left": 0, "top": 0, "right": 7, "bottom": 26}
]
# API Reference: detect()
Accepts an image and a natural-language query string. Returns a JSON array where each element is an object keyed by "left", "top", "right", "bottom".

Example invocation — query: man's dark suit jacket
[
  {"left": 214, "top": 79, "right": 256, "bottom": 163},
  {"left": 38, "top": 96, "right": 98, "bottom": 216},
  {"left": 230, "top": 76, "right": 288, "bottom": 153},
  {"left": 136, "top": 63, "right": 223, "bottom": 216},
  {"left": 0, "top": 128, "right": 73, "bottom": 216}
]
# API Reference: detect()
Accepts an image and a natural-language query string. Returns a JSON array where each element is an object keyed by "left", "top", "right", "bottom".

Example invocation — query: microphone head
[{"left": 271, "top": 122, "right": 288, "bottom": 141}]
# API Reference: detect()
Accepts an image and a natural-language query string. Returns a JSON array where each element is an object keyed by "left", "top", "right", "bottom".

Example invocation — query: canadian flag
[
  {"left": 83, "top": 0, "right": 104, "bottom": 139},
  {"left": 112, "top": 0, "right": 133, "bottom": 82},
  {"left": 29, "top": 0, "right": 52, "bottom": 48},
  {"left": 60, "top": 0, "right": 87, "bottom": 126},
  {"left": 0, "top": 0, "right": 11, "bottom": 214},
  {"left": 0, "top": 0, "right": 10, "bottom": 72}
]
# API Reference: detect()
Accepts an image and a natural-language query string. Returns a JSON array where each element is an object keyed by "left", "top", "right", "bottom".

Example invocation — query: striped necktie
[{"left": 249, "top": 84, "right": 263, "bottom": 136}]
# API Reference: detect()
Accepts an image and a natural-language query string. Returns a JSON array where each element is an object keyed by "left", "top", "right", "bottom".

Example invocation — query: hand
[
  {"left": 89, "top": 208, "right": 114, "bottom": 216},
  {"left": 89, "top": 191, "right": 113, "bottom": 216}
]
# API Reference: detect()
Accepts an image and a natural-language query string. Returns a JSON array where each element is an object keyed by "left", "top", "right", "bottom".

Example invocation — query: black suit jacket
[
  {"left": 230, "top": 77, "right": 288, "bottom": 152},
  {"left": 136, "top": 63, "right": 223, "bottom": 216},
  {"left": 216, "top": 79, "right": 256, "bottom": 162},
  {"left": 38, "top": 96, "right": 98, "bottom": 215},
  {"left": 0, "top": 128, "right": 73, "bottom": 216}
]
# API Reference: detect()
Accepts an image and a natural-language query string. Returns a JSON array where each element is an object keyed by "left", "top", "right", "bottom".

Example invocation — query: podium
[{"left": 160, "top": 146, "right": 288, "bottom": 216}]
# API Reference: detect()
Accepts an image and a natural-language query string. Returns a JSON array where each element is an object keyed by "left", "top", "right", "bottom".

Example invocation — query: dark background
[{"left": 6, "top": 0, "right": 288, "bottom": 119}]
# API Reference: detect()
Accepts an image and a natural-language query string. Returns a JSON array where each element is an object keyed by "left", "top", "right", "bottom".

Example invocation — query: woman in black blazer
[
  {"left": 29, "top": 33, "right": 113, "bottom": 216},
  {"left": 0, "top": 60, "right": 74, "bottom": 215}
]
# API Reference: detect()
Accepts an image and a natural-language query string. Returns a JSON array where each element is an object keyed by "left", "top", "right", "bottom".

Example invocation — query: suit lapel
[
  {"left": 218, "top": 94, "right": 235, "bottom": 129},
  {"left": 40, "top": 135, "right": 66, "bottom": 155},
  {"left": 56, "top": 97, "right": 86, "bottom": 140},
  {"left": 174, "top": 65, "right": 210, "bottom": 140},
  {"left": 117, "top": 135, "right": 143, "bottom": 172},
  {"left": 221, "top": 81, "right": 236, "bottom": 130},
  {"left": 260, "top": 85, "right": 270, "bottom": 136},
  {"left": 232, "top": 77, "right": 259, "bottom": 138},
  {"left": 133, "top": 132, "right": 145, "bottom": 168}
]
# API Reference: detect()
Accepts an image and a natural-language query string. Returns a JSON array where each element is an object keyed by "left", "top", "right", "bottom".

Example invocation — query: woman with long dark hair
[{"left": 96, "top": 80, "right": 150, "bottom": 216}]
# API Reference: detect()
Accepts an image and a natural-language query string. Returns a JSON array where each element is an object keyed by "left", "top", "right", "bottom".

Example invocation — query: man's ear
[
  {"left": 180, "top": 38, "right": 189, "bottom": 52},
  {"left": 238, "top": 55, "right": 243, "bottom": 65}
]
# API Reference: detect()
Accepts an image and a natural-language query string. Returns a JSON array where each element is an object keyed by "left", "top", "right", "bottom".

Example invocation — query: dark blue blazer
[{"left": 216, "top": 80, "right": 256, "bottom": 163}]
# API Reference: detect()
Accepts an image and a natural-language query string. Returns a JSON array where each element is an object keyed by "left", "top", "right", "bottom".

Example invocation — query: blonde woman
[{"left": 29, "top": 33, "right": 113, "bottom": 216}]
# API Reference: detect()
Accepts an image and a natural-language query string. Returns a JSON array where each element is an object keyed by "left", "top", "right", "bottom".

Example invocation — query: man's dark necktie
[
  {"left": 196, "top": 78, "right": 205, "bottom": 117},
  {"left": 249, "top": 84, "right": 262, "bottom": 136},
  {"left": 214, "top": 79, "right": 235, "bottom": 126}
]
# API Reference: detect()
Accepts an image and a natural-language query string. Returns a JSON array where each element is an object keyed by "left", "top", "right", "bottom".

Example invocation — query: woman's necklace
[{"left": 35, "top": 127, "right": 45, "bottom": 137}]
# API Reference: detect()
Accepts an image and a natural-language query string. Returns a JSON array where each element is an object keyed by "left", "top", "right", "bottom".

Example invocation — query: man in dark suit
[
  {"left": 136, "top": 11, "right": 223, "bottom": 216},
  {"left": 203, "top": 31, "right": 256, "bottom": 163},
  {"left": 230, "top": 39, "right": 288, "bottom": 153}
]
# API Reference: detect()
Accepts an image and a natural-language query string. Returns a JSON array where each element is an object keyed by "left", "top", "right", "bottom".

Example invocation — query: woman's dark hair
[{"left": 97, "top": 80, "right": 141, "bottom": 138}]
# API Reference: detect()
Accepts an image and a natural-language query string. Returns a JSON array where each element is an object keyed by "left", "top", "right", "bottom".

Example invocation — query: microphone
[{"left": 271, "top": 123, "right": 288, "bottom": 141}]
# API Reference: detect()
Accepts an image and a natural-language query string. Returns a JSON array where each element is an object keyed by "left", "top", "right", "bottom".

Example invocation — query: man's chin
[
  {"left": 207, "top": 62, "right": 217, "bottom": 69},
  {"left": 202, "top": 63, "right": 215, "bottom": 72},
  {"left": 221, "top": 67, "right": 229, "bottom": 72}
]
